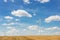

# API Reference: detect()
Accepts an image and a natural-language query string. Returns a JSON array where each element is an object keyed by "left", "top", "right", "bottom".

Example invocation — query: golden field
[{"left": 0, "top": 36, "right": 60, "bottom": 40}]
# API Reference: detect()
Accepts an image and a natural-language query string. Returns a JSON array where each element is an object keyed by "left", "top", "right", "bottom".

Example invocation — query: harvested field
[{"left": 0, "top": 36, "right": 60, "bottom": 40}]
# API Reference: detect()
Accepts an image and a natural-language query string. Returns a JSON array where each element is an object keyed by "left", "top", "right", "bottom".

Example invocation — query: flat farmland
[{"left": 0, "top": 36, "right": 60, "bottom": 40}]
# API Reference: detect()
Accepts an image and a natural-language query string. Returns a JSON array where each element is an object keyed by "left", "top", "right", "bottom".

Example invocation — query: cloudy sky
[{"left": 0, "top": 0, "right": 60, "bottom": 36}]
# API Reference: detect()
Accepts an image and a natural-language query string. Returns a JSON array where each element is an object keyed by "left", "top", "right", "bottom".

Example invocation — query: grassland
[{"left": 0, "top": 36, "right": 60, "bottom": 40}]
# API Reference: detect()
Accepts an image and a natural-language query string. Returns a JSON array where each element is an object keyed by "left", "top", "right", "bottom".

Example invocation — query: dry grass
[{"left": 0, "top": 36, "right": 60, "bottom": 40}]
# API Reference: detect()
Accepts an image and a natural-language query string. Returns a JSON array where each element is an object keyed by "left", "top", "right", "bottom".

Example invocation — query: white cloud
[
  {"left": 7, "top": 26, "right": 14, "bottom": 29},
  {"left": 40, "top": 0, "right": 50, "bottom": 3},
  {"left": 0, "top": 24, "right": 60, "bottom": 35},
  {"left": 4, "top": 0, "right": 15, "bottom": 2},
  {"left": 11, "top": 0, "right": 14, "bottom": 2},
  {"left": 35, "top": 0, "right": 50, "bottom": 3},
  {"left": 6, "top": 26, "right": 19, "bottom": 36},
  {"left": 45, "top": 26, "right": 60, "bottom": 30},
  {"left": 38, "top": 30, "right": 44, "bottom": 32},
  {"left": 0, "top": 26, "right": 19, "bottom": 36},
  {"left": 2, "top": 23, "right": 7, "bottom": 26},
  {"left": 0, "top": 32, "right": 5, "bottom": 36},
  {"left": 23, "top": 0, "right": 30, "bottom": 4},
  {"left": 2, "top": 22, "right": 15, "bottom": 26},
  {"left": 55, "top": 32, "right": 60, "bottom": 35},
  {"left": 37, "top": 26, "right": 60, "bottom": 35},
  {"left": 11, "top": 10, "right": 32, "bottom": 17},
  {"left": 15, "top": 19, "right": 19, "bottom": 21},
  {"left": 28, "top": 25, "right": 39, "bottom": 30},
  {"left": 4, "top": 16, "right": 13, "bottom": 19},
  {"left": 45, "top": 15, "right": 60, "bottom": 23},
  {"left": 4, "top": 0, "right": 8, "bottom": 2}
]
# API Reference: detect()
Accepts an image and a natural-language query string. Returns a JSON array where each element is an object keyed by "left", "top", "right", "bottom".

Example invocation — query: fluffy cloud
[
  {"left": 35, "top": 0, "right": 50, "bottom": 3},
  {"left": 2, "top": 22, "right": 15, "bottom": 26},
  {"left": 0, "top": 24, "right": 60, "bottom": 35},
  {"left": 23, "top": 0, "right": 50, "bottom": 4},
  {"left": 23, "top": 0, "right": 30, "bottom": 4},
  {"left": 4, "top": 0, "right": 8, "bottom": 2},
  {"left": 4, "top": 0, "right": 50, "bottom": 3},
  {"left": 45, "top": 15, "right": 60, "bottom": 23},
  {"left": 27, "top": 25, "right": 60, "bottom": 35},
  {"left": 45, "top": 26, "right": 60, "bottom": 30},
  {"left": 11, "top": 10, "right": 32, "bottom": 17},
  {"left": 28, "top": 25, "right": 39, "bottom": 30},
  {"left": 0, "top": 26, "right": 19, "bottom": 36},
  {"left": 15, "top": 19, "right": 19, "bottom": 21},
  {"left": 55, "top": 32, "right": 60, "bottom": 35},
  {"left": 11, "top": 0, "right": 14, "bottom": 2},
  {"left": 4, "top": 16, "right": 13, "bottom": 19},
  {"left": 6, "top": 26, "right": 19, "bottom": 36},
  {"left": 4, "top": 0, "right": 14, "bottom": 2}
]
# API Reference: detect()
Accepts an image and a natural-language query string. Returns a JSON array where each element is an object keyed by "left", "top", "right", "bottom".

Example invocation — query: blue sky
[{"left": 0, "top": 0, "right": 60, "bottom": 36}]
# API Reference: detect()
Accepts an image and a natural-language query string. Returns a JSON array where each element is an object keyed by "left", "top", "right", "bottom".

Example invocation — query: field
[{"left": 0, "top": 36, "right": 60, "bottom": 40}]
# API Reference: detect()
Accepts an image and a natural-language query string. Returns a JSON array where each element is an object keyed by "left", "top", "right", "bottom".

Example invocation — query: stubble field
[{"left": 0, "top": 36, "right": 60, "bottom": 40}]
